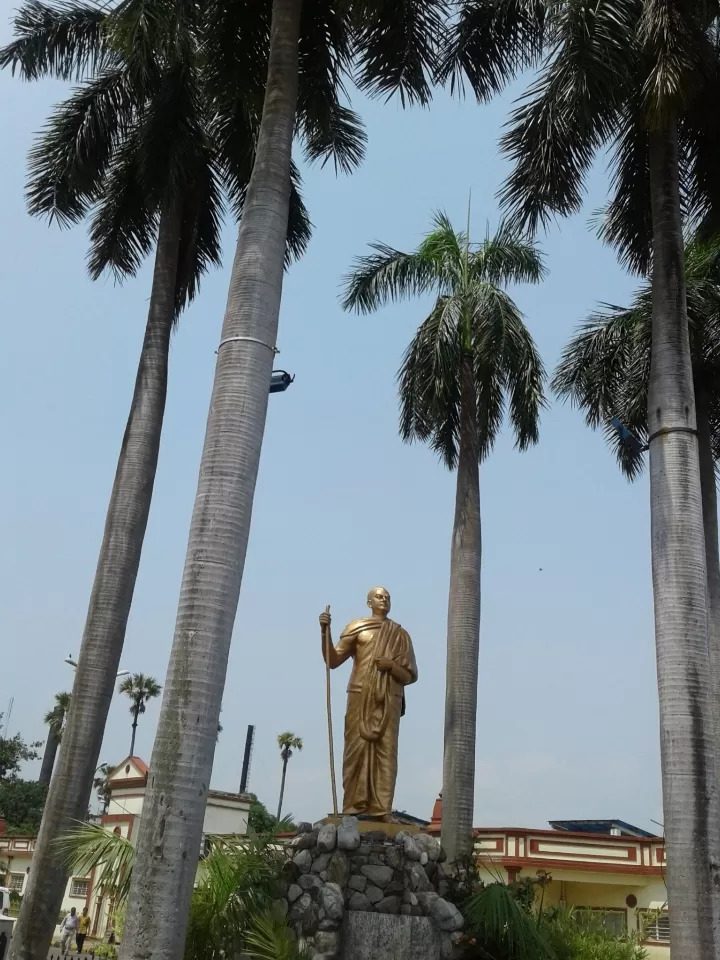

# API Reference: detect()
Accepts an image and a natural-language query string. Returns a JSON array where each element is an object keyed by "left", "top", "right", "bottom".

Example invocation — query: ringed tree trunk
[
  {"left": 276, "top": 756, "right": 289, "bottom": 821},
  {"left": 696, "top": 385, "right": 720, "bottom": 749},
  {"left": 441, "top": 353, "right": 481, "bottom": 863},
  {"left": 119, "top": 3, "right": 302, "bottom": 960},
  {"left": 647, "top": 118, "right": 720, "bottom": 959},
  {"left": 38, "top": 728, "right": 60, "bottom": 786},
  {"left": 8, "top": 205, "right": 182, "bottom": 960}
]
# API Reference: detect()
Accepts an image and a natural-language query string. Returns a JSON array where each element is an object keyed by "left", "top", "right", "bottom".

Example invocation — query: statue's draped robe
[{"left": 330, "top": 617, "right": 418, "bottom": 817}]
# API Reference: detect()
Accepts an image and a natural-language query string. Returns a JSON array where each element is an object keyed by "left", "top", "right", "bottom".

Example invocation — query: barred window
[
  {"left": 70, "top": 878, "right": 89, "bottom": 898},
  {"left": 575, "top": 908, "right": 627, "bottom": 937},
  {"left": 639, "top": 910, "right": 670, "bottom": 943},
  {"left": 8, "top": 874, "right": 24, "bottom": 892}
]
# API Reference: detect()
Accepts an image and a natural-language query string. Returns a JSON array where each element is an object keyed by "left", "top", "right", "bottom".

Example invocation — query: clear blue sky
[{"left": 0, "top": 16, "right": 660, "bottom": 832}]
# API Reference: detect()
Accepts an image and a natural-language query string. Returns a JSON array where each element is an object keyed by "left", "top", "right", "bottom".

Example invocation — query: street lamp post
[{"left": 64, "top": 655, "right": 129, "bottom": 679}]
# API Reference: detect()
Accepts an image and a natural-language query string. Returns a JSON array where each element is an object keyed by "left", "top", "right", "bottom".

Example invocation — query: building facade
[{"left": 427, "top": 799, "right": 669, "bottom": 958}]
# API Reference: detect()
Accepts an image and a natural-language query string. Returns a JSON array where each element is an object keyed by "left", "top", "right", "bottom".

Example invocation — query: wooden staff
[{"left": 323, "top": 604, "right": 339, "bottom": 818}]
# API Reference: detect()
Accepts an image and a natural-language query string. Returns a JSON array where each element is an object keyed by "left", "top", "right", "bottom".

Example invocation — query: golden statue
[{"left": 319, "top": 587, "right": 418, "bottom": 821}]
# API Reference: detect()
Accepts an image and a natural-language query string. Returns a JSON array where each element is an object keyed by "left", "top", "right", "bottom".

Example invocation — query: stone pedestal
[
  {"left": 321, "top": 817, "right": 420, "bottom": 837},
  {"left": 341, "top": 913, "right": 440, "bottom": 960},
  {"left": 279, "top": 816, "right": 463, "bottom": 960}
]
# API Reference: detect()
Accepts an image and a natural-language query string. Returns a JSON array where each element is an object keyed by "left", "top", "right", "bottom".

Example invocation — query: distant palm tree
[
  {"left": 118, "top": 675, "right": 162, "bottom": 756},
  {"left": 275, "top": 733, "right": 303, "bottom": 822},
  {"left": 92, "top": 764, "right": 116, "bottom": 815},
  {"left": 39, "top": 693, "right": 71, "bottom": 785},
  {"left": 342, "top": 212, "right": 545, "bottom": 861}
]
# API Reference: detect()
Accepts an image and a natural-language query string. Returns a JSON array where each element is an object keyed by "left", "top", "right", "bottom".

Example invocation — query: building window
[
  {"left": 70, "top": 878, "right": 89, "bottom": 899},
  {"left": 8, "top": 874, "right": 24, "bottom": 892},
  {"left": 639, "top": 910, "right": 670, "bottom": 943},
  {"left": 576, "top": 909, "right": 627, "bottom": 937}
]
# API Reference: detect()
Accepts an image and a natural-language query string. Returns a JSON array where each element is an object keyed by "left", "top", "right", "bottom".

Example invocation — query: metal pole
[{"left": 239, "top": 725, "right": 254, "bottom": 794}]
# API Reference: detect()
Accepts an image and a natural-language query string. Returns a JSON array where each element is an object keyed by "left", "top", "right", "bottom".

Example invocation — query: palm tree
[
  {"left": 119, "top": 674, "right": 162, "bottom": 756},
  {"left": 442, "top": 0, "right": 720, "bottom": 946},
  {"left": 92, "top": 764, "right": 116, "bottom": 815},
  {"left": 0, "top": 2, "right": 314, "bottom": 955},
  {"left": 553, "top": 235, "right": 720, "bottom": 755},
  {"left": 275, "top": 733, "right": 303, "bottom": 822},
  {"left": 39, "top": 692, "right": 71, "bottom": 785},
  {"left": 121, "top": 3, "right": 446, "bottom": 957},
  {"left": 342, "top": 213, "right": 546, "bottom": 861}
]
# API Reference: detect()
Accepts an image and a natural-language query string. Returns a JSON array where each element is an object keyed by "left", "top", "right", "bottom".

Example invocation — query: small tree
[
  {"left": 0, "top": 715, "right": 41, "bottom": 781},
  {"left": 118, "top": 675, "right": 162, "bottom": 756},
  {"left": 275, "top": 734, "right": 303, "bottom": 823}
]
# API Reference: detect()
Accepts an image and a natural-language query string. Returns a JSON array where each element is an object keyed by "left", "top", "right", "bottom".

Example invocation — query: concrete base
[
  {"left": 321, "top": 816, "right": 420, "bottom": 837},
  {"left": 341, "top": 913, "right": 442, "bottom": 960}
]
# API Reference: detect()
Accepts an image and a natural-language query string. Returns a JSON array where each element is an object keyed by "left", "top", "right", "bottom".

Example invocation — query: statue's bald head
[{"left": 367, "top": 586, "right": 391, "bottom": 619}]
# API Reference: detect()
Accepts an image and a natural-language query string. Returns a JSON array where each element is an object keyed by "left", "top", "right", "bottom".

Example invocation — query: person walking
[
  {"left": 60, "top": 907, "right": 78, "bottom": 955},
  {"left": 76, "top": 907, "right": 90, "bottom": 954}
]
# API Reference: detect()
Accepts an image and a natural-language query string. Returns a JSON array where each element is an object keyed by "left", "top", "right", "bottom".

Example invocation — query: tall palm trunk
[
  {"left": 130, "top": 705, "right": 140, "bottom": 756},
  {"left": 120, "top": 4, "right": 302, "bottom": 960},
  {"left": 276, "top": 756, "right": 289, "bottom": 822},
  {"left": 38, "top": 728, "right": 60, "bottom": 785},
  {"left": 441, "top": 353, "right": 481, "bottom": 863},
  {"left": 696, "top": 386, "right": 720, "bottom": 748},
  {"left": 647, "top": 118, "right": 720, "bottom": 960},
  {"left": 8, "top": 205, "right": 182, "bottom": 960}
]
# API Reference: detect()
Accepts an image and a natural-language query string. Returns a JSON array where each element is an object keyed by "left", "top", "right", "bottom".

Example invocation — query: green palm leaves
[{"left": 343, "top": 212, "right": 546, "bottom": 468}]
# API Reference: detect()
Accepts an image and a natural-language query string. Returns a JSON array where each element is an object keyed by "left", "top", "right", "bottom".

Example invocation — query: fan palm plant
[
  {"left": 123, "top": 4, "right": 447, "bottom": 957},
  {"left": 275, "top": 733, "right": 303, "bottom": 822},
  {"left": 553, "top": 234, "right": 720, "bottom": 753},
  {"left": 39, "top": 692, "right": 71, "bottom": 785},
  {"left": 442, "top": 0, "right": 720, "bottom": 947},
  {"left": 119, "top": 674, "right": 162, "bottom": 756},
  {"left": 342, "top": 212, "right": 546, "bottom": 861}
]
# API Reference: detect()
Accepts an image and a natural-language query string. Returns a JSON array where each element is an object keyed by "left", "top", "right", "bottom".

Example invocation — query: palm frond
[
  {"left": 0, "top": 0, "right": 111, "bottom": 81},
  {"left": 594, "top": 94, "right": 652, "bottom": 275},
  {"left": 86, "top": 128, "right": 157, "bottom": 280},
  {"left": 465, "top": 284, "right": 546, "bottom": 454},
  {"left": 398, "top": 295, "right": 464, "bottom": 468},
  {"left": 341, "top": 244, "right": 439, "bottom": 313},
  {"left": 464, "top": 883, "right": 553, "bottom": 958},
  {"left": 470, "top": 223, "right": 546, "bottom": 285},
  {"left": 173, "top": 150, "right": 224, "bottom": 314},
  {"left": 243, "top": 907, "right": 311, "bottom": 960},
  {"left": 55, "top": 822, "right": 134, "bottom": 905},
  {"left": 552, "top": 300, "right": 651, "bottom": 479},
  {"left": 352, "top": 0, "right": 449, "bottom": 106},
  {"left": 438, "top": 0, "right": 545, "bottom": 101},
  {"left": 498, "top": 0, "right": 639, "bottom": 233},
  {"left": 302, "top": 101, "right": 367, "bottom": 174},
  {"left": 26, "top": 65, "right": 137, "bottom": 225}
]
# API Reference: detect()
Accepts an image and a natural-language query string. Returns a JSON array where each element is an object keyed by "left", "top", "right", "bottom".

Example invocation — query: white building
[{"left": 0, "top": 756, "right": 251, "bottom": 942}]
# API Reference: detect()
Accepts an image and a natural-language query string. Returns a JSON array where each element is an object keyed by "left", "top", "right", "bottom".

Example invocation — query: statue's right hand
[{"left": 319, "top": 610, "right": 331, "bottom": 630}]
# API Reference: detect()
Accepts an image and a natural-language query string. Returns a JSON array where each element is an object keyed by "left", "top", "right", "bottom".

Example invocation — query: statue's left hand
[{"left": 375, "top": 657, "right": 393, "bottom": 672}]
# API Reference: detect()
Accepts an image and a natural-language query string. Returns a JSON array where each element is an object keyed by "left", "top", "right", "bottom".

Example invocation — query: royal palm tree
[
  {"left": 275, "top": 733, "right": 303, "bottom": 822},
  {"left": 0, "top": 1, "right": 339, "bottom": 954},
  {"left": 119, "top": 674, "right": 162, "bottom": 756},
  {"left": 39, "top": 692, "right": 71, "bottom": 785},
  {"left": 553, "top": 234, "right": 720, "bottom": 746},
  {"left": 342, "top": 213, "right": 545, "bottom": 861},
  {"left": 442, "top": 0, "right": 720, "bottom": 946},
  {"left": 122, "top": 4, "right": 446, "bottom": 957}
]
